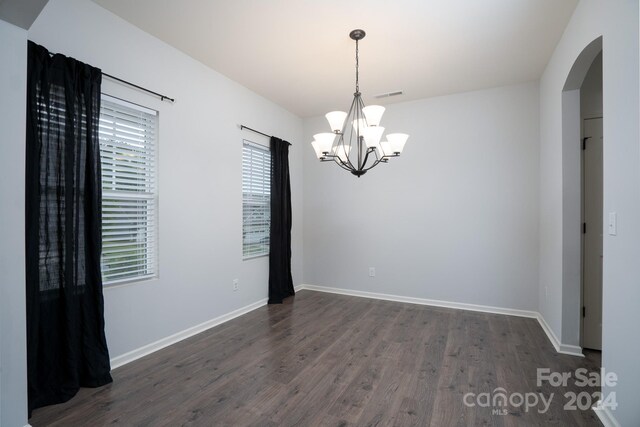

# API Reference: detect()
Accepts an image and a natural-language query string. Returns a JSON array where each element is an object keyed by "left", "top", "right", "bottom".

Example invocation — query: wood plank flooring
[{"left": 30, "top": 290, "right": 603, "bottom": 426}]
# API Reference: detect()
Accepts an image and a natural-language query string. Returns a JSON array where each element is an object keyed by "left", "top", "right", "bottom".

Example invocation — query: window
[
  {"left": 99, "top": 95, "right": 158, "bottom": 284},
  {"left": 242, "top": 140, "right": 271, "bottom": 259}
]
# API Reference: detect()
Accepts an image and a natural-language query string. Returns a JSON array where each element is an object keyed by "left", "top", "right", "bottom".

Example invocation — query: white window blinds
[
  {"left": 242, "top": 141, "right": 271, "bottom": 259},
  {"left": 99, "top": 95, "right": 158, "bottom": 284}
]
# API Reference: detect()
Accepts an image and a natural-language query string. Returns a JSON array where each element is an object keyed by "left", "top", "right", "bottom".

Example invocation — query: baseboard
[
  {"left": 593, "top": 401, "right": 621, "bottom": 427},
  {"left": 535, "top": 313, "right": 584, "bottom": 357},
  {"left": 111, "top": 285, "right": 307, "bottom": 369},
  {"left": 110, "top": 284, "right": 583, "bottom": 370},
  {"left": 298, "top": 284, "right": 538, "bottom": 318},
  {"left": 110, "top": 297, "right": 268, "bottom": 369},
  {"left": 298, "top": 284, "right": 584, "bottom": 358}
]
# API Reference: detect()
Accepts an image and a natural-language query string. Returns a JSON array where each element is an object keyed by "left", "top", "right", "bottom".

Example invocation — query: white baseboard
[
  {"left": 298, "top": 284, "right": 584, "bottom": 358},
  {"left": 111, "top": 286, "right": 307, "bottom": 369},
  {"left": 535, "top": 313, "right": 584, "bottom": 357},
  {"left": 593, "top": 401, "right": 621, "bottom": 427},
  {"left": 299, "top": 284, "right": 538, "bottom": 318},
  {"left": 110, "top": 297, "right": 268, "bottom": 369},
  {"left": 110, "top": 284, "right": 584, "bottom": 370}
]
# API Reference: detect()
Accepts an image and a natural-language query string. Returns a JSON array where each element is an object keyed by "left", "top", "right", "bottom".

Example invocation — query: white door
[{"left": 582, "top": 117, "right": 603, "bottom": 350}]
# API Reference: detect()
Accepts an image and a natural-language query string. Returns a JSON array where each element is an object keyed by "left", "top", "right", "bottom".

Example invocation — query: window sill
[
  {"left": 243, "top": 253, "right": 269, "bottom": 261},
  {"left": 103, "top": 274, "right": 158, "bottom": 289}
]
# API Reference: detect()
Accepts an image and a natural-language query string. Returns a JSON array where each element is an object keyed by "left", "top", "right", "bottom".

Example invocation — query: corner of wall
[{"left": 0, "top": 17, "right": 29, "bottom": 427}]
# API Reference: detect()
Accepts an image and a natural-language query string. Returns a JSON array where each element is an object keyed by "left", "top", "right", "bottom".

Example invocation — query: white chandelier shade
[
  {"left": 311, "top": 132, "right": 336, "bottom": 158},
  {"left": 311, "top": 29, "right": 408, "bottom": 177},
  {"left": 326, "top": 111, "right": 348, "bottom": 133},
  {"left": 387, "top": 133, "right": 409, "bottom": 154},
  {"left": 362, "top": 105, "right": 385, "bottom": 126},
  {"left": 362, "top": 126, "right": 385, "bottom": 149}
]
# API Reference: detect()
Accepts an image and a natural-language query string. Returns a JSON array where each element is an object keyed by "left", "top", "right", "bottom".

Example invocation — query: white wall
[
  {"left": 303, "top": 82, "right": 540, "bottom": 311},
  {"left": 581, "top": 52, "right": 603, "bottom": 119},
  {"left": 28, "top": 0, "right": 304, "bottom": 360},
  {"left": 0, "top": 18, "right": 28, "bottom": 427},
  {"left": 539, "top": 0, "right": 639, "bottom": 425}
]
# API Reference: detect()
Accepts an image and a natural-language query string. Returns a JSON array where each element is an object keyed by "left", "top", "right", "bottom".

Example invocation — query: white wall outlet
[
  {"left": 369, "top": 267, "right": 375, "bottom": 277},
  {"left": 233, "top": 279, "right": 239, "bottom": 291}
]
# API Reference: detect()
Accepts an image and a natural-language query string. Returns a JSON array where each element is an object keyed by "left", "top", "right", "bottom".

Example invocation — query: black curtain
[
  {"left": 25, "top": 41, "right": 112, "bottom": 416},
  {"left": 268, "top": 137, "right": 295, "bottom": 304}
]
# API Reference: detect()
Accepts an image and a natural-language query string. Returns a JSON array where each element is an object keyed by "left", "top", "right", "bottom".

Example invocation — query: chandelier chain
[{"left": 355, "top": 39, "right": 359, "bottom": 93}]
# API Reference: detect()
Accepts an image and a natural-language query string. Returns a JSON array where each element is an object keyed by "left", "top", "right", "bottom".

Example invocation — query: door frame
[{"left": 580, "top": 115, "right": 603, "bottom": 350}]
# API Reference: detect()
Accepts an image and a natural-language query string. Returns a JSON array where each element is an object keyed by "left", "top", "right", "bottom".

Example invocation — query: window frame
[
  {"left": 242, "top": 139, "right": 271, "bottom": 260},
  {"left": 99, "top": 94, "right": 159, "bottom": 286}
]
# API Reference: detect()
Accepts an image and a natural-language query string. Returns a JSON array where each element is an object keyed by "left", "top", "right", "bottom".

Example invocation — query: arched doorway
[{"left": 560, "top": 36, "right": 603, "bottom": 354}]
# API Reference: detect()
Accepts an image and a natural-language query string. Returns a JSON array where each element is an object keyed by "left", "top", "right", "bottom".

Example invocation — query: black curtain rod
[
  {"left": 46, "top": 50, "right": 175, "bottom": 103},
  {"left": 240, "top": 125, "right": 291, "bottom": 145},
  {"left": 102, "top": 74, "right": 175, "bottom": 103}
]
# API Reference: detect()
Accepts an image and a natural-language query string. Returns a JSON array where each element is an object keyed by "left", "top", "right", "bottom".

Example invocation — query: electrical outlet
[
  {"left": 233, "top": 279, "right": 239, "bottom": 291},
  {"left": 369, "top": 267, "right": 375, "bottom": 277}
]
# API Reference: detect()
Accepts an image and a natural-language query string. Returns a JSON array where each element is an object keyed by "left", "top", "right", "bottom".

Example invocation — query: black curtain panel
[
  {"left": 268, "top": 137, "right": 295, "bottom": 304},
  {"left": 25, "top": 41, "right": 112, "bottom": 416}
]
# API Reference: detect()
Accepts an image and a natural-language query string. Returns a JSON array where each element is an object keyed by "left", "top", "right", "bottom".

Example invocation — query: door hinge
[
  {"left": 583, "top": 223, "right": 586, "bottom": 234},
  {"left": 583, "top": 306, "right": 586, "bottom": 318}
]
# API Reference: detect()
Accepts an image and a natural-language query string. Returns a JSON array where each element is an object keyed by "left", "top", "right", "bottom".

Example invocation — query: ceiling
[
  {"left": 93, "top": 0, "right": 578, "bottom": 118},
  {"left": 0, "top": 0, "right": 49, "bottom": 29}
]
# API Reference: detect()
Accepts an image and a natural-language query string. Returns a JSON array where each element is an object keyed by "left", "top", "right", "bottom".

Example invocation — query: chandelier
[{"left": 311, "top": 29, "right": 409, "bottom": 177}]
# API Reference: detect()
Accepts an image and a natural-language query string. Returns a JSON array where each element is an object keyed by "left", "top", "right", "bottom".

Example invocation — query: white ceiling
[
  {"left": 93, "top": 0, "right": 578, "bottom": 118},
  {"left": 0, "top": 0, "right": 49, "bottom": 29}
]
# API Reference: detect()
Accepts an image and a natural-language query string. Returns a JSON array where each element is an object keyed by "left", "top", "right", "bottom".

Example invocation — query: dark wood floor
[{"left": 31, "top": 290, "right": 602, "bottom": 426}]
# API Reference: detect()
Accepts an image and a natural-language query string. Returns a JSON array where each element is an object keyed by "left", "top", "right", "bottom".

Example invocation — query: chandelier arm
[
  {"left": 338, "top": 95, "right": 360, "bottom": 171},
  {"left": 333, "top": 156, "right": 355, "bottom": 172},
  {"left": 356, "top": 95, "right": 368, "bottom": 170},
  {"left": 342, "top": 94, "right": 359, "bottom": 134},
  {"left": 357, "top": 134, "right": 362, "bottom": 171},
  {"left": 336, "top": 148, "right": 355, "bottom": 171},
  {"left": 359, "top": 147, "right": 376, "bottom": 171},
  {"left": 338, "top": 134, "right": 358, "bottom": 171},
  {"left": 319, "top": 155, "right": 338, "bottom": 162},
  {"left": 361, "top": 157, "right": 386, "bottom": 172},
  {"left": 371, "top": 147, "right": 383, "bottom": 162},
  {"left": 356, "top": 93, "right": 367, "bottom": 113}
]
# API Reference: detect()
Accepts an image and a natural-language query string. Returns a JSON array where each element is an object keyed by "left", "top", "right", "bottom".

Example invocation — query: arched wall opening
[{"left": 560, "top": 36, "right": 602, "bottom": 351}]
